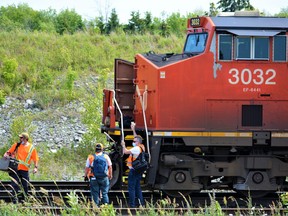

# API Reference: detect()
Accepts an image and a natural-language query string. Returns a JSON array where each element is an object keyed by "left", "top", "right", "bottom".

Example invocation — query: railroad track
[
  {"left": 0, "top": 180, "right": 90, "bottom": 202},
  {"left": 0, "top": 180, "right": 160, "bottom": 205},
  {"left": 0, "top": 180, "right": 286, "bottom": 215},
  {"left": 2, "top": 205, "right": 288, "bottom": 215}
]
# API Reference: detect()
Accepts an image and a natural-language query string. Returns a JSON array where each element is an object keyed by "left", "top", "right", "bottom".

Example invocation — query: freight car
[{"left": 102, "top": 12, "right": 288, "bottom": 198}]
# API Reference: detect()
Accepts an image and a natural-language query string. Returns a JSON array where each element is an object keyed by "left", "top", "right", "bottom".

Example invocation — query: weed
[
  {"left": 0, "top": 58, "right": 19, "bottom": 90},
  {"left": 0, "top": 89, "right": 5, "bottom": 105}
]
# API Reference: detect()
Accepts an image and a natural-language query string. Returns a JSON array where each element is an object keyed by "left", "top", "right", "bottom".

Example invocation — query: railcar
[{"left": 102, "top": 12, "right": 288, "bottom": 197}]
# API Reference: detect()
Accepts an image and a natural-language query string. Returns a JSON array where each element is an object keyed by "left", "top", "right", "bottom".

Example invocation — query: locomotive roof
[{"left": 210, "top": 16, "right": 288, "bottom": 31}]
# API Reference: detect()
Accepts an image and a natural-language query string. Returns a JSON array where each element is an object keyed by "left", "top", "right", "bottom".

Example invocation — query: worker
[
  {"left": 84, "top": 143, "right": 113, "bottom": 206},
  {"left": 4, "top": 132, "right": 39, "bottom": 203},
  {"left": 121, "top": 122, "right": 145, "bottom": 207}
]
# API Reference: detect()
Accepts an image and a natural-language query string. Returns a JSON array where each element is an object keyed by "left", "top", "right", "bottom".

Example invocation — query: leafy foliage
[
  {"left": 77, "top": 69, "right": 110, "bottom": 157},
  {"left": 0, "top": 4, "right": 41, "bottom": 31},
  {"left": 0, "top": 0, "right": 285, "bottom": 183},
  {"left": 217, "top": 0, "right": 254, "bottom": 12},
  {"left": 276, "top": 7, "right": 288, "bottom": 17},
  {"left": 166, "top": 13, "right": 187, "bottom": 37},
  {"left": 126, "top": 11, "right": 145, "bottom": 34},
  {"left": 55, "top": 9, "right": 84, "bottom": 34},
  {"left": 105, "top": 8, "right": 120, "bottom": 34},
  {"left": 0, "top": 58, "right": 19, "bottom": 91},
  {"left": 64, "top": 66, "right": 77, "bottom": 93},
  {"left": 208, "top": 3, "right": 219, "bottom": 16},
  {"left": 0, "top": 89, "right": 5, "bottom": 105},
  {"left": 0, "top": 2, "right": 285, "bottom": 37},
  {"left": 9, "top": 114, "right": 34, "bottom": 144}
]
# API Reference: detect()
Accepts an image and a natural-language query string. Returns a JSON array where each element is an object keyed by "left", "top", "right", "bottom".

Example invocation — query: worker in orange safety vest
[{"left": 4, "top": 132, "right": 39, "bottom": 203}]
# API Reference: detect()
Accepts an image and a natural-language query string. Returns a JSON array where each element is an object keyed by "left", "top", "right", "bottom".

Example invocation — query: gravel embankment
[{"left": 0, "top": 97, "right": 87, "bottom": 151}]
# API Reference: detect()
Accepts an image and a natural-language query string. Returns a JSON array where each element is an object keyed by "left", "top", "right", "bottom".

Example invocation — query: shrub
[
  {"left": 65, "top": 66, "right": 77, "bottom": 93},
  {"left": 0, "top": 89, "right": 5, "bottom": 105},
  {"left": 9, "top": 114, "right": 33, "bottom": 144},
  {"left": 0, "top": 58, "right": 19, "bottom": 89}
]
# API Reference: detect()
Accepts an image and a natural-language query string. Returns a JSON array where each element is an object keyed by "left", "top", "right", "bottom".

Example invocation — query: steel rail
[{"left": 0, "top": 180, "right": 284, "bottom": 212}]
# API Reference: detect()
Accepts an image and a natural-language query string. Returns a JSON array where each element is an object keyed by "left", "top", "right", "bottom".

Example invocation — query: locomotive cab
[{"left": 102, "top": 13, "right": 288, "bottom": 198}]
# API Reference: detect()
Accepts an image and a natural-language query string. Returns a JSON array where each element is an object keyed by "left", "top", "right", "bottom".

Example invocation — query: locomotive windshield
[{"left": 184, "top": 33, "right": 208, "bottom": 54}]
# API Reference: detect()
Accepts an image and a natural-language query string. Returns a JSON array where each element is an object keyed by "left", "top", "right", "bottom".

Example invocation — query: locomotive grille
[{"left": 242, "top": 105, "right": 263, "bottom": 127}]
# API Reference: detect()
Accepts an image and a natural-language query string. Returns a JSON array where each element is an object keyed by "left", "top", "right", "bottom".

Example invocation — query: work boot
[{"left": 12, "top": 197, "right": 18, "bottom": 204}]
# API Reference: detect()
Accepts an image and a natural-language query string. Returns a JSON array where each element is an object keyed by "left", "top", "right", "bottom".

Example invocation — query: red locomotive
[{"left": 102, "top": 12, "right": 288, "bottom": 197}]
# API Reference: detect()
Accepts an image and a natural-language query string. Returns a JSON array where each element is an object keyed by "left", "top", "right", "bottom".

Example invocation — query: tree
[
  {"left": 152, "top": 17, "right": 171, "bottom": 37},
  {"left": 166, "top": 13, "right": 186, "bottom": 36},
  {"left": 38, "top": 8, "right": 57, "bottom": 33},
  {"left": 125, "top": 11, "right": 144, "bottom": 34},
  {"left": 276, "top": 7, "right": 288, "bottom": 18},
  {"left": 217, "top": 0, "right": 254, "bottom": 12},
  {"left": 95, "top": 16, "right": 106, "bottom": 34},
  {"left": 106, "top": 8, "right": 120, "bottom": 34},
  {"left": 0, "top": 4, "right": 42, "bottom": 31},
  {"left": 208, "top": 2, "right": 218, "bottom": 16},
  {"left": 143, "top": 12, "right": 154, "bottom": 33},
  {"left": 55, "top": 9, "right": 84, "bottom": 34}
]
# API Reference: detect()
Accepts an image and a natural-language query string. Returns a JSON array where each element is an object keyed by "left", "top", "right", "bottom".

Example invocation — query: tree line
[{"left": 0, "top": 1, "right": 287, "bottom": 36}]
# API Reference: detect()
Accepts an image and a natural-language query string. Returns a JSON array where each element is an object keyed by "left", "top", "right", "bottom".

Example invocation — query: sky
[{"left": 0, "top": 0, "right": 287, "bottom": 24}]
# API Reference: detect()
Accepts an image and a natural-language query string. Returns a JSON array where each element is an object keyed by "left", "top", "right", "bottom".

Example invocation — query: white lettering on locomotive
[
  {"left": 228, "top": 68, "right": 276, "bottom": 85},
  {"left": 243, "top": 87, "right": 261, "bottom": 92}
]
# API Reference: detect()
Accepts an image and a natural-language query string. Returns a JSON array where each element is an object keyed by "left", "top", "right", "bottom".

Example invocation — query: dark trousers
[
  {"left": 128, "top": 169, "right": 144, "bottom": 207},
  {"left": 9, "top": 170, "right": 29, "bottom": 203},
  {"left": 90, "top": 176, "right": 110, "bottom": 206}
]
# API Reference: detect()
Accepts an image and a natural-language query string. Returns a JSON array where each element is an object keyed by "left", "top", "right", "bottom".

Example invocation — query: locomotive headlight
[
  {"left": 194, "top": 147, "right": 202, "bottom": 153},
  {"left": 175, "top": 172, "right": 186, "bottom": 183}
]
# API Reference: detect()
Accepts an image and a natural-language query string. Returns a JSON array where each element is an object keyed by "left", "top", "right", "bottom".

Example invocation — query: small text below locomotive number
[{"left": 243, "top": 88, "right": 261, "bottom": 92}]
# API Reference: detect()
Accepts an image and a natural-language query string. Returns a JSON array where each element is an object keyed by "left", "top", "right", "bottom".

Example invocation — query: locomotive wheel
[
  {"left": 163, "top": 190, "right": 192, "bottom": 198},
  {"left": 110, "top": 162, "right": 120, "bottom": 189}
]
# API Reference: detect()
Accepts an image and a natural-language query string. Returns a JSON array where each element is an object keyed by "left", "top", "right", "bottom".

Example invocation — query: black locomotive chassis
[{"left": 105, "top": 127, "right": 288, "bottom": 197}]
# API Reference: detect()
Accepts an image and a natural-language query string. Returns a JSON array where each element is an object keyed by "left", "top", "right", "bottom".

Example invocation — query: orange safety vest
[
  {"left": 7, "top": 142, "right": 39, "bottom": 171},
  {"left": 87, "top": 155, "right": 94, "bottom": 177},
  {"left": 87, "top": 152, "right": 109, "bottom": 177},
  {"left": 127, "top": 144, "right": 145, "bottom": 168}
]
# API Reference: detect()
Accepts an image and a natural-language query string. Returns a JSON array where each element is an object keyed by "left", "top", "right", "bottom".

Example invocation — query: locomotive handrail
[
  {"left": 104, "top": 132, "right": 116, "bottom": 143},
  {"left": 142, "top": 90, "right": 151, "bottom": 163},
  {"left": 112, "top": 90, "right": 124, "bottom": 142},
  {"left": 136, "top": 85, "right": 151, "bottom": 163}
]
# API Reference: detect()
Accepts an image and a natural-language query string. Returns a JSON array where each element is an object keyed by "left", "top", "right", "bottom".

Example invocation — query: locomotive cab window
[
  {"left": 236, "top": 36, "right": 269, "bottom": 60},
  {"left": 236, "top": 37, "right": 251, "bottom": 59},
  {"left": 219, "top": 34, "right": 232, "bottom": 60},
  {"left": 274, "top": 35, "right": 287, "bottom": 61},
  {"left": 218, "top": 34, "right": 269, "bottom": 61},
  {"left": 184, "top": 33, "right": 208, "bottom": 54}
]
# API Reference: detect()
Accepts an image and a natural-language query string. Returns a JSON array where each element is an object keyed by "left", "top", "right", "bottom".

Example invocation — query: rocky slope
[{"left": 0, "top": 97, "right": 87, "bottom": 151}]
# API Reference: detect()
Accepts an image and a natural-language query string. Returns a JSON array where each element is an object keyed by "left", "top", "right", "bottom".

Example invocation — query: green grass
[
  {"left": 0, "top": 190, "right": 285, "bottom": 215},
  {"left": 0, "top": 30, "right": 185, "bottom": 180},
  {"left": 0, "top": 145, "right": 84, "bottom": 181},
  {"left": 0, "top": 30, "right": 183, "bottom": 110}
]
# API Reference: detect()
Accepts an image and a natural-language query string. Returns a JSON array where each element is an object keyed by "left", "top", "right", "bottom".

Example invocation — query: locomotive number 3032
[{"left": 228, "top": 68, "right": 276, "bottom": 85}]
